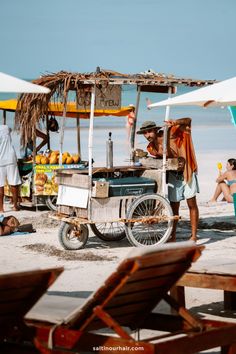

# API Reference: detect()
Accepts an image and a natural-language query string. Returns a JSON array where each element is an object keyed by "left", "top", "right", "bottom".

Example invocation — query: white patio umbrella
[
  {"left": 0, "top": 72, "right": 50, "bottom": 93},
  {"left": 148, "top": 76, "right": 236, "bottom": 108},
  {"left": 147, "top": 76, "right": 236, "bottom": 197}
]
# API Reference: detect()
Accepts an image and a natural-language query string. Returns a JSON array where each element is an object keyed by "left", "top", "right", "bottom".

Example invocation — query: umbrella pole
[
  {"left": 130, "top": 85, "right": 141, "bottom": 163},
  {"left": 88, "top": 85, "right": 95, "bottom": 177},
  {"left": 162, "top": 87, "right": 172, "bottom": 197}
]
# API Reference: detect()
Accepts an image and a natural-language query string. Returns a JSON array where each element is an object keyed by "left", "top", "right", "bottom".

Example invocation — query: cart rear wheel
[
  {"left": 125, "top": 194, "right": 173, "bottom": 247},
  {"left": 46, "top": 196, "right": 57, "bottom": 211},
  {"left": 58, "top": 222, "right": 88, "bottom": 250},
  {"left": 90, "top": 222, "right": 126, "bottom": 241}
]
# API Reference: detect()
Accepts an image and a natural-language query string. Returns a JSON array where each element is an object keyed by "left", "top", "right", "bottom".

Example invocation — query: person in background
[
  {"left": 126, "top": 104, "right": 136, "bottom": 142},
  {"left": 209, "top": 158, "right": 236, "bottom": 210},
  {"left": 137, "top": 118, "right": 199, "bottom": 242},
  {"left": 0, "top": 125, "right": 21, "bottom": 212}
]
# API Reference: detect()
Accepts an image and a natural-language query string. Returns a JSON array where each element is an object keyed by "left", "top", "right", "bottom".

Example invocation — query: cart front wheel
[
  {"left": 58, "top": 222, "right": 88, "bottom": 250},
  {"left": 125, "top": 194, "right": 173, "bottom": 247},
  {"left": 46, "top": 196, "right": 57, "bottom": 211},
  {"left": 90, "top": 222, "right": 126, "bottom": 241}
]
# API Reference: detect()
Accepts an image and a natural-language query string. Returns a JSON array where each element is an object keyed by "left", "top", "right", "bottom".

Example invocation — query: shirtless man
[{"left": 137, "top": 119, "right": 199, "bottom": 241}]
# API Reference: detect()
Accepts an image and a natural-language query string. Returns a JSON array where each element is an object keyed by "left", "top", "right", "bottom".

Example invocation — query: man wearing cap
[{"left": 137, "top": 118, "right": 199, "bottom": 242}]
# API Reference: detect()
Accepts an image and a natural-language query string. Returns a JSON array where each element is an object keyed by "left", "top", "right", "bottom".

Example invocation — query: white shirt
[{"left": 0, "top": 125, "right": 17, "bottom": 166}]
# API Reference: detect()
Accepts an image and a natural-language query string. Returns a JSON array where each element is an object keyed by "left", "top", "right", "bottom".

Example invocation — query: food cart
[
  {"left": 15, "top": 69, "right": 213, "bottom": 248},
  {"left": 0, "top": 98, "right": 133, "bottom": 210}
]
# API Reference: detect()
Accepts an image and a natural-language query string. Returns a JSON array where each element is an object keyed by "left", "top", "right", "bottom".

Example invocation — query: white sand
[
  {"left": 0, "top": 158, "right": 236, "bottom": 353},
  {"left": 1, "top": 199, "right": 235, "bottom": 298}
]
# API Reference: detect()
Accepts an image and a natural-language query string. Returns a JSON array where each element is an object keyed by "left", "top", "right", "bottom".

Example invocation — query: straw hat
[{"left": 136, "top": 121, "right": 162, "bottom": 134}]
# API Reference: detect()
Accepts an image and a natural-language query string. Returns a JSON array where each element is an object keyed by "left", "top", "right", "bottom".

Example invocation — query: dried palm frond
[
  {"left": 15, "top": 70, "right": 111, "bottom": 146},
  {"left": 15, "top": 69, "right": 215, "bottom": 146}
]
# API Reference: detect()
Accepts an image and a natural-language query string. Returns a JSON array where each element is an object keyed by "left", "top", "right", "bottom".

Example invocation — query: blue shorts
[{"left": 168, "top": 171, "right": 199, "bottom": 202}]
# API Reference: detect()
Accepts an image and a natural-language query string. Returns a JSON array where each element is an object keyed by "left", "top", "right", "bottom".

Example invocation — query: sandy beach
[
  {"left": 0, "top": 121, "right": 235, "bottom": 353},
  {"left": 1, "top": 197, "right": 235, "bottom": 286},
  {"left": 0, "top": 204, "right": 235, "bottom": 354},
  {"left": 0, "top": 176, "right": 236, "bottom": 353},
  {"left": 1, "top": 0, "right": 236, "bottom": 351}
]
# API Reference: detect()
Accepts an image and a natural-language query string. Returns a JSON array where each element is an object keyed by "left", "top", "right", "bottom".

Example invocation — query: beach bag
[{"left": 48, "top": 116, "right": 59, "bottom": 132}]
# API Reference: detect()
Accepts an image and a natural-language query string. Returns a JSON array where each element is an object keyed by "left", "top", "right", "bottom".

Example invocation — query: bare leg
[
  {"left": 169, "top": 201, "right": 180, "bottom": 242},
  {"left": 0, "top": 186, "right": 4, "bottom": 212},
  {"left": 126, "top": 124, "right": 131, "bottom": 145},
  {"left": 10, "top": 185, "right": 20, "bottom": 211},
  {"left": 210, "top": 183, "right": 223, "bottom": 202},
  {"left": 219, "top": 183, "right": 233, "bottom": 203},
  {"left": 187, "top": 196, "right": 199, "bottom": 241}
]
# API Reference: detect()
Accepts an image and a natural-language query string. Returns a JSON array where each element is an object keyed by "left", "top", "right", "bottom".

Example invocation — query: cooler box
[{"left": 107, "top": 177, "right": 156, "bottom": 197}]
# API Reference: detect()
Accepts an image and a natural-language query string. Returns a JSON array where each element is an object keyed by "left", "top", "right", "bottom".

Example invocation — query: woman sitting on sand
[{"left": 210, "top": 158, "right": 236, "bottom": 205}]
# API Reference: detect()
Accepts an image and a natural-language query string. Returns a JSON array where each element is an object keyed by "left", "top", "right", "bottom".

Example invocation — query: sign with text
[
  {"left": 77, "top": 85, "right": 121, "bottom": 110},
  {"left": 33, "top": 164, "right": 85, "bottom": 196}
]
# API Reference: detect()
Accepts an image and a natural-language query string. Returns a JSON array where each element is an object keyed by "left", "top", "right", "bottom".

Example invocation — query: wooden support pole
[{"left": 3, "top": 110, "right": 6, "bottom": 125}]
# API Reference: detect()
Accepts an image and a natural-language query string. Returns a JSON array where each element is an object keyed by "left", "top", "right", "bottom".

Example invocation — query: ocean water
[{"left": 0, "top": 86, "right": 235, "bottom": 167}]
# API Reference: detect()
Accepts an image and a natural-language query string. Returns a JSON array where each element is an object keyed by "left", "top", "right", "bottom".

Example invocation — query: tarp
[{"left": 0, "top": 99, "right": 132, "bottom": 118}]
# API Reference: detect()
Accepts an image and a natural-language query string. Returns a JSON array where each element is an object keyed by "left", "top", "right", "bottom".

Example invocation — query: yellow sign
[{"left": 33, "top": 164, "right": 80, "bottom": 196}]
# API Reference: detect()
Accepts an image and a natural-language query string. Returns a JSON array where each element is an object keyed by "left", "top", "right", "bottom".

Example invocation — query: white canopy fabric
[
  {"left": 0, "top": 72, "right": 50, "bottom": 93},
  {"left": 148, "top": 76, "right": 236, "bottom": 108}
]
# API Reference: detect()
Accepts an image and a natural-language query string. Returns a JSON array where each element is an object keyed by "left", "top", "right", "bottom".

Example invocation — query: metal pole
[
  {"left": 130, "top": 85, "right": 141, "bottom": 163},
  {"left": 162, "top": 87, "right": 172, "bottom": 197},
  {"left": 88, "top": 85, "right": 95, "bottom": 177},
  {"left": 76, "top": 117, "right": 81, "bottom": 157}
]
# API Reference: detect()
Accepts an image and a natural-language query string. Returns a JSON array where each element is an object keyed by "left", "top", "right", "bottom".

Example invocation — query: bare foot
[
  {"left": 12, "top": 206, "right": 20, "bottom": 211},
  {"left": 189, "top": 235, "right": 197, "bottom": 242},
  {"left": 168, "top": 235, "right": 176, "bottom": 243}
]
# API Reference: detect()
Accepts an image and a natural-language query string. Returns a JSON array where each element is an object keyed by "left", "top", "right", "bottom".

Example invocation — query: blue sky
[{"left": 1, "top": 0, "right": 236, "bottom": 81}]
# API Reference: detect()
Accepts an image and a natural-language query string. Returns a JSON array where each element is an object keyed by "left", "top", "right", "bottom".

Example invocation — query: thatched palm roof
[{"left": 15, "top": 69, "right": 215, "bottom": 146}]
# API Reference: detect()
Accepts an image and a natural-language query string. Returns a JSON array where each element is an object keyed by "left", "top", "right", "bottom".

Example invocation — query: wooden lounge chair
[
  {"left": 25, "top": 242, "right": 236, "bottom": 354},
  {"left": 0, "top": 267, "right": 63, "bottom": 353}
]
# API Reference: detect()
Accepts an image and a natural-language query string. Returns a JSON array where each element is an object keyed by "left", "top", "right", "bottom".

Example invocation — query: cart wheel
[
  {"left": 45, "top": 196, "right": 57, "bottom": 211},
  {"left": 90, "top": 222, "right": 126, "bottom": 241},
  {"left": 58, "top": 222, "right": 88, "bottom": 250},
  {"left": 125, "top": 194, "right": 173, "bottom": 247}
]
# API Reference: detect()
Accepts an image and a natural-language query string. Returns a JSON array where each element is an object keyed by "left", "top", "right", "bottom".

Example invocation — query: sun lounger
[
  {"left": 25, "top": 242, "right": 236, "bottom": 354},
  {"left": 0, "top": 267, "right": 63, "bottom": 352},
  {"left": 172, "top": 257, "right": 236, "bottom": 311}
]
